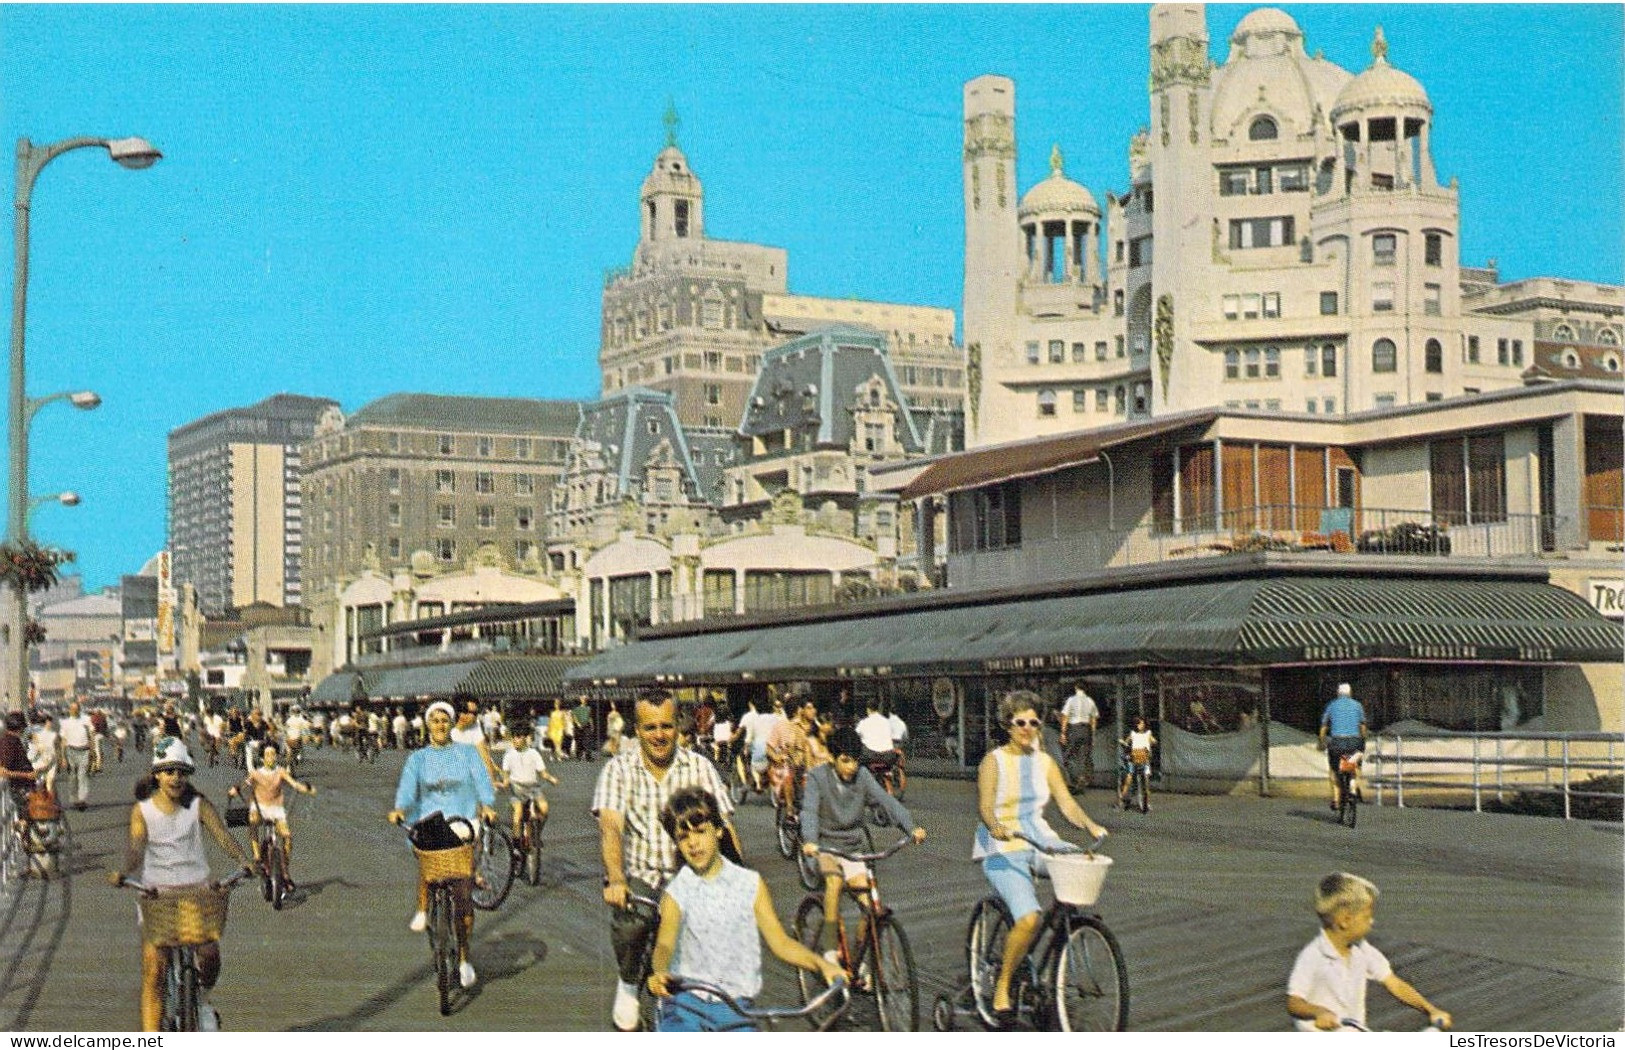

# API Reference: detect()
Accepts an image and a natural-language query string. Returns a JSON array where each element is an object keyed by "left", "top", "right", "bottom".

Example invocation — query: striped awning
[
  {"left": 309, "top": 655, "right": 589, "bottom": 704},
  {"left": 566, "top": 573, "right": 1623, "bottom": 685}
]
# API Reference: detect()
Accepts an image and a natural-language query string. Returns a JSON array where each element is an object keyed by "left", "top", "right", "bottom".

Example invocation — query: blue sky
[{"left": 1, "top": 4, "right": 1620, "bottom": 591}]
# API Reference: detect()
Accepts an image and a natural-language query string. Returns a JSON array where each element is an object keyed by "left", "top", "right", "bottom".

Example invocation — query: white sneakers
[
  {"left": 459, "top": 960, "right": 477, "bottom": 989},
  {"left": 199, "top": 1004, "right": 220, "bottom": 1031},
  {"left": 612, "top": 980, "right": 641, "bottom": 1031},
  {"left": 408, "top": 910, "right": 428, "bottom": 933}
]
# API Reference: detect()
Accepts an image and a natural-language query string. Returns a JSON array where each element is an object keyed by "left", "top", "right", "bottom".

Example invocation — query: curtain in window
[
  {"left": 1180, "top": 445, "right": 1216, "bottom": 532},
  {"left": 1256, "top": 445, "right": 1293, "bottom": 529},
  {"left": 1467, "top": 434, "right": 1507, "bottom": 523},
  {"left": 1222, "top": 442, "right": 1256, "bottom": 531},
  {"left": 1430, "top": 438, "right": 1467, "bottom": 525}
]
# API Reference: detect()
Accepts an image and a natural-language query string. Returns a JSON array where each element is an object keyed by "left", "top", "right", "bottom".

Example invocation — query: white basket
[{"left": 1047, "top": 852, "right": 1112, "bottom": 906}]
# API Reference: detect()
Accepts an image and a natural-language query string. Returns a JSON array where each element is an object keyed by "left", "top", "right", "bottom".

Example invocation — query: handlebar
[
  {"left": 664, "top": 976, "right": 849, "bottom": 1029},
  {"left": 817, "top": 836, "right": 913, "bottom": 865},
  {"left": 1339, "top": 1018, "right": 1443, "bottom": 1033},
  {"left": 118, "top": 868, "right": 253, "bottom": 896},
  {"left": 1008, "top": 831, "right": 1108, "bottom": 856}
]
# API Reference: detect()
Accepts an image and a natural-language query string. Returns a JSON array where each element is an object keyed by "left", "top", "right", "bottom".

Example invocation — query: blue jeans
[{"left": 656, "top": 989, "right": 757, "bottom": 1032}]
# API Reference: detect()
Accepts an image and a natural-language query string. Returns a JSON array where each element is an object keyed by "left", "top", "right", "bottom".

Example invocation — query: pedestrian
[
  {"left": 58, "top": 700, "right": 95, "bottom": 810},
  {"left": 1058, "top": 682, "right": 1100, "bottom": 790},
  {"left": 1318, "top": 683, "right": 1367, "bottom": 810},
  {"left": 593, "top": 690, "right": 739, "bottom": 1031},
  {"left": 547, "top": 699, "right": 569, "bottom": 761},
  {"left": 28, "top": 713, "right": 60, "bottom": 799},
  {"left": 604, "top": 703, "right": 624, "bottom": 758},
  {"left": 1, "top": 712, "right": 38, "bottom": 805},
  {"left": 1286, "top": 872, "right": 1451, "bottom": 1031},
  {"left": 571, "top": 695, "right": 594, "bottom": 760}
]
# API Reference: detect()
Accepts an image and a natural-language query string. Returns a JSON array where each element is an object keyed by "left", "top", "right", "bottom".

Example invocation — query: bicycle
[
  {"left": 864, "top": 752, "right": 907, "bottom": 827},
  {"left": 772, "top": 765, "right": 805, "bottom": 862},
  {"left": 657, "top": 975, "right": 850, "bottom": 1032},
  {"left": 119, "top": 869, "right": 251, "bottom": 1031},
  {"left": 244, "top": 799, "right": 290, "bottom": 910},
  {"left": 12, "top": 789, "right": 70, "bottom": 880},
  {"left": 937, "top": 834, "right": 1127, "bottom": 1032},
  {"left": 728, "top": 749, "right": 772, "bottom": 807},
  {"left": 469, "top": 816, "right": 515, "bottom": 910},
  {"left": 410, "top": 819, "right": 476, "bottom": 1016},
  {"left": 624, "top": 881, "right": 673, "bottom": 1030},
  {"left": 356, "top": 727, "right": 377, "bottom": 765},
  {"left": 512, "top": 797, "right": 547, "bottom": 887},
  {"left": 1336, "top": 753, "right": 1362, "bottom": 828},
  {"left": 203, "top": 734, "right": 220, "bottom": 769},
  {"left": 1119, "top": 749, "right": 1151, "bottom": 814},
  {"left": 792, "top": 836, "right": 919, "bottom": 1031}
]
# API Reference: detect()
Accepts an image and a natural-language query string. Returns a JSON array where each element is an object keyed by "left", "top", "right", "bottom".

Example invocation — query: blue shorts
[
  {"left": 657, "top": 989, "right": 756, "bottom": 1032},
  {"left": 982, "top": 850, "right": 1047, "bottom": 921}
]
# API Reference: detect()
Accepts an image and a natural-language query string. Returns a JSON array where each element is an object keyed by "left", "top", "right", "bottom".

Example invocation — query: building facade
[
  {"left": 168, "top": 393, "right": 338, "bottom": 616},
  {"left": 964, "top": 7, "right": 1625, "bottom": 447}
]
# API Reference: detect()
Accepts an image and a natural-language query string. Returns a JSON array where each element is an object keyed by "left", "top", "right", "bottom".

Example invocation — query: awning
[
  {"left": 566, "top": 573, "right": 1623, "bottom": 685},
  {"left": 900, "top": 411, "right": 1218, "bottom": 500},
  {"left": 309, "top": 654, "right": 591, "bottom": 705}
]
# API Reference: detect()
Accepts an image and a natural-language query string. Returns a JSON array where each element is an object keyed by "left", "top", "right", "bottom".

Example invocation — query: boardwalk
[{"left": 2, "top": 742, "right": 1619, "bottom": 1031}]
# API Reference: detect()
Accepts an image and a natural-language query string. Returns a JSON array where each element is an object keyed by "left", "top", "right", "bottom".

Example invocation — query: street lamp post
[{"left": 7, "top": 135, "right": 159, "bottom": 712}]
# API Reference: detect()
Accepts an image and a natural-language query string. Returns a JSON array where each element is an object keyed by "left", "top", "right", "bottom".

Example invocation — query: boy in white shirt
[
  {"left": 1287, "top": 872, "right": 1451, "bottom": 1031},
  {"left": 498, "top": 727, "right": 558, "bottom": 842}
]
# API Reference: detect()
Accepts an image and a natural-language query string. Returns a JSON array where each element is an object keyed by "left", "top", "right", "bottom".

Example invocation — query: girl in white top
[
  {"left": 111, "top": 738, "right": 251, "bottom": 1033},
  {"left": 647, "top": 787, "right": 841, "bottom": 1031}
]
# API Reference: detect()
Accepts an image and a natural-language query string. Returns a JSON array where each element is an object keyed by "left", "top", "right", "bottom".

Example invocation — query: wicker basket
[
  {"left": 414, "top": 842, "right": 474, "bottom": 885},
  {"left": 140, "top": 888, "right": 230, "bottom": 947},
  {"left": 1047, "top": 853, "right": 1113, "bottom": 907}
]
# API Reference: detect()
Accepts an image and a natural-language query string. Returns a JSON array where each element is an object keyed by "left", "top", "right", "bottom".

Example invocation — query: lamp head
[
  {"left": 57, "top": 492, "right": 80, "bottom": 508},
  {"left": 105, "top": 137, "right": 161, "bottom": 170},
  {"left": 69, "top": 391, "right": 101, "bottom": 410}
]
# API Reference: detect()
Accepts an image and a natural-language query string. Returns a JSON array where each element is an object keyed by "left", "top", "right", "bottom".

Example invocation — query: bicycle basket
[
  {"left": 414, "top": 842, "right": 475, "bottom": 885},
  {"left": 140, "top": 887, "right": 230, "bottom": 947},
  {"left": 224, "top": 797, "right": 250, "bottom": 828},
  {"left": 1047, "top": 853, "right": 1113, "bottom": 907},
  {"left": 1338, "top": 755, "right": 1362, "bottom": 774}
]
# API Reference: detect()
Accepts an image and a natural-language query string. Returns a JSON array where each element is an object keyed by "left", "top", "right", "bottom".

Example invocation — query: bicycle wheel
[
  {"left": 258, "top": 840, "right": 274, "bottom": 902},
  {"left": 524, "top": 816, "right": 545, "bottom": 886},
  {"left": 873, "top": 916, "right": 920, "bottom": 1032},
  {"left": 892, "top": 765, "right": 906, "bottom": 803},
  {"left": 1053, "top": 914, "right": 1128, "bottom": 1032},
  {"left": 1340, "top": 781, "right": 1358, "bottom": 828},
  {"left": 966, "top": 897, "right": 1012, "bottom": 1027},
  {"left": 174, "top": 949, "right": 199, "bottom": 1031},
  {"left": 792, "top": 894, "right": 829, "bottom": 1007},
  {"left": 797, "top": 847, "right": 822, "bottom": 892},
  {"left": 268, "top": 839, "right": 286, "bottom": 910},
  {"left": 729, "top": 768, "right": 748, "bottom": 806},
  {"left": 776, "top": 805, "right": 799, "bottom": 860},
  {"left": 1137, "top": 770, "right": 1150, "bottom": 814},
  {"left": 471, "top": 824, "right": 515, "bottom": 910},
  {"left": 430, "top": 888, "right": 458, "bottom": 1016}
]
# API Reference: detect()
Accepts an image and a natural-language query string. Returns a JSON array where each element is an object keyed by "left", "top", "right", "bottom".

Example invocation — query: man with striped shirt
[{"left": 594, "top": 690, "right": 740, "bottom": 1031}]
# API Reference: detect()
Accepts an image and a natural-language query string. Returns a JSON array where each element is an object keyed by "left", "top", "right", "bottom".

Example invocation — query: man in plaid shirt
[{"left": 594, "top": 690, "right": 740, "bottom": 1031}]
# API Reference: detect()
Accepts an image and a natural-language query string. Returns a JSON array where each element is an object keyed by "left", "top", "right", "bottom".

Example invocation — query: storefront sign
[{"left": 1587, "top": 579, "right": 1624, "bottom": 619}]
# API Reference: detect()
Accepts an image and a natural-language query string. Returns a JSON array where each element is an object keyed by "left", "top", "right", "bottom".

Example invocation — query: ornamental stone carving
[
  {"left": 965, "top": 342, "right": 982, "bottom": 429},
  {"left": 1150, "top": 36, "right": 1211, "bottom": 91},
  {"left": 963, "top": 113, "right": 1016, "bottom": 162},
  {"left": 1155, "top": 294, "right": 1175, "bottom": 402}
]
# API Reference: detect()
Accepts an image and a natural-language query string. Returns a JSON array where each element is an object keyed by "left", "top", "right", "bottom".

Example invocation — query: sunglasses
[{"left": 1010, "top": 717, "right": 1042, "bottom": 729}]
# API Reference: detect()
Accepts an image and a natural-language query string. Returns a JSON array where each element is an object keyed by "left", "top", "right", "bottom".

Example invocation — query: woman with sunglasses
[{"left": 973, "top": 690, "right": 1109, "bottom": 1025}]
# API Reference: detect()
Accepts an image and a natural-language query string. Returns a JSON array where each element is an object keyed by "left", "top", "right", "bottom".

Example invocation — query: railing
[
  {"left": 0, "top": 789, "right": 17, "bottom": 891},
  {"left": 1368, "top": 730, "right": 1625, "bottom": 819}
]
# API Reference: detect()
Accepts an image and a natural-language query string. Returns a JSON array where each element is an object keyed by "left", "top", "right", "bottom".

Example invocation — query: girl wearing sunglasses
[{"left": 973, "top": 690, "right": 1109, "bottom": 1024}]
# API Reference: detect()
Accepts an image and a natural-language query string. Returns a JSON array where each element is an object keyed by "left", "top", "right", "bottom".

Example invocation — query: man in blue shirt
[{"left": 1319, "top": 683, "right": 1367, "bottom": 810}]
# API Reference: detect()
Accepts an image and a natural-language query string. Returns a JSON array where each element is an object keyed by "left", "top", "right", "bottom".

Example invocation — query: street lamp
[
  {"left": 27, "top": 490, "right": 80, "bottom": 526},
  {"left": 7, "top": 134, "right": 159, "bottom": 712}
]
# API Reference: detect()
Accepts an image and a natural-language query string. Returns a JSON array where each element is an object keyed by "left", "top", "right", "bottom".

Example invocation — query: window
[
  {"left": 1129, "top": 237, "right": 1153, "bottom": 267},
  {"left": 1320, "top": 291, "right": 1338, "bottom": 316},
  {"left": 1114, "top": 386, "right": 1127, "bottom": 414},
  {"left": 515, "top": 540, "right": 535, "bottom": 564},
  {"left": 1220, "top": 170, "right": 1249, "bottom": 196},
  {"left": 1373, "top": 394, "right": 1397, "bottom": 409},
  {"left": 1037, "top": 390, "right": 1057, "bottom": 417},
  {"left": 1425, "top": 339, "right": 1443, "bottom": 374},
  {"left": 1423, "top": 283, "right": 1441, "bottom": 316},
  {"left": 1424, "top": 232, "right": 1443, "bottom": 267},
  {"left": 704, "top": 383, "right": 722, "bottom": 405},
  {"left": 1048, "top": 340, "right": 1065, "bottom": 364},
  {"left": 438, "top": 434, "right": 456, "bottom": 456},
  {"left": 516, "top": 507, "right": 534, "bottom": 531},
  {"left": 1467, "top": 335, "right": 1480, "bottom": 363},
  {"left": 1305, "top": 344, "right": 1318, "bottom": 376},
  {"left": 1262, "top": 292, "right": 1281, "bottom": 319},
  {"left": 1244, "top": 347, "right": 1261, "bottom": 378},
  {"left": 1115, "top": 336, "right": 1125, "bottom": 358},
  {"left": 1431, "top": 433, "right": 1507, "bottom": 524},
  {"left": 1242, "top": 293, "right": 1261, "bottom": 319},
  {"left": 1114, "top": 241, "right": 1125, "bottom": 264},
  {"left": 1094, "top": 341, "right": 1108, "bottom": 362},
  {"left": 1133, "top": 383, "right": 1148, "bottom": 415},
  {"left": 1252, "top": 166, "right": 1273, "bottom": 195},
  {"left": 1248, "top": 115, "right": 1278, "bottom": 141},
  {"left": 1073, "top": 389, "right": 1088, "bottom": 412},
  {"left": 1497, "top": 338, "right": 1509, "bottom": 366},
  {"left": 436, "top": 469, "right": 455, "bottom": 494},
  {"left": 1224, "top": 349, "right": 1240, "bottom": 379},
  {"left": 1113, "top": 290, "right": 1124, "bottom": 316},
  {"left": 704, "top": 351, "right": 722, "bottom": 370},
  {"left": 1264, "top": 347, "right": 1281, "bottom": 378},
  {"left": 387, "top": 503, "right": 401, "bottom": 527},
  {"left": 387, "top": 537, "right": 401, "bottom": 559},
  {"left": 476, "top": 436, "right": 493, "bottom": 457},
  {"left": 436, "top": 539, "right": 456, "bottom": 562},
  {"left": 1426, "top": 392, "right": 1444, "bottom": 402},
  {"left": 1372, "top": 282, "right": 1395, "bottom": 312},
  {"left": 1600, "top": 328, "right": 1621, "bottom": 346},
  {"left": 437, "top": 504, "right": 456, "bottom": 528},
  {"left": 474, "top": 471, "right": 494, "bottom": 494},
  {"left": 1511, "top": 339, "right": 1524, "bottom": 366},
  {"left": 1228, "top": 216, "right": 1294, "bottom": 249},
  {"left": 515, "top": 437, "right": 531, "bottom": 459},
  {"left": 388, "top": 432, "right": 400, "bottom": 452},
  {"left": 1306, "top": 400, "right": 1318, "bottom": 413},
  {"left": 1026, "top": 342, "right": 1040, "bottom": 365},
  {"left": 1324, "top": 398, "right": 1337, "bottom": 414},
  {"left": 1264, "top": 399, "right": 1280, "bottom": 411},
  {"left": 477, "top": 505, "right": 495, "bottom": 529},
  {"left": 1372, "top": 338, "right": 1398, "bottom": 373},
  {"left": 1603, "top": 353, "right": 1621, "bottom": 373},
  {"left": 949, "top": 481, "right": 1023, "bottom": 553},
  {"left": 1278, "top": 165, "right": 1308, "bottom": 192},
  {"left": 1373, "top": 233, "right": 1397, "bottom": 266},
  {"left": 387, "top": 468, "right": 401, "bottom": 495},
  {"left": 1071, "top": 342, "right": 1087, "bottom": 363},
  {"left": 1096, "top": 388, "right": 1109, "bottom": 411},
  {"left": 514, "top": 473, "right": 534, "bottom": 496},
  {"left": 1222, "top": 294, "right": 1240, "bottom": 320},
  {"left": 1322, "top": 341, "right": 1338, "bottom": 376}
]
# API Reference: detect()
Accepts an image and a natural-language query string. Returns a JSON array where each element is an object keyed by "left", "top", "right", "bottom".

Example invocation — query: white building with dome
[{"left": 964, "top": 4, "right": 1623, "bottom": 447}]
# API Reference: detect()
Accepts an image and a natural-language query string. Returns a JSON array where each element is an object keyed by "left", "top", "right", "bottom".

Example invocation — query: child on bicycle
[
  {"left": 1119, "top": 717, "right": 1155, "bottom": 810},
  {"left": 1287, "top": 872, "right": 1452, "bottom": 1032},
  {"left": 647, "top": 786, "right": 843, "bottom": 1031},
  {"left": 800, "top": 727, "right": 926, "bottom": 958},
  {"left": 498, "top": 726, "right": 558, "bottom": 842},
  {"left": 228, "top": 743, "right": 316, "bottom": 890}
]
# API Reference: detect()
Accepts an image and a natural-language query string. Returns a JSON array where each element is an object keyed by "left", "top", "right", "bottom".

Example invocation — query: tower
[
  {"left": 639, "top": 103, "right": 705, "bottom": 247},
  {"left": 962, "top": 75, "right": 1022, "bottom": 443}
]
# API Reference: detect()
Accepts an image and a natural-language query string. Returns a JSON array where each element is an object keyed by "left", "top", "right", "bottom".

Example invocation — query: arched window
[
  {"left": 1425, "top": 339, "right": 1443, "bottom": 374},
  {"left": 1603, "top": 353, "right": 1621, "bottom": 373},
  {"left": 1562, "top": 349, "right": 1580, "bottom": 369},
  {"left": 1552, "top": 323, "right": 1575, "bottom": 341},
  {"left": 1600, "top": 327, "right": 1621, "bottom": 347},
  {"left": 1249, "top": 115, "right": 1279, "bottom": 141},
  {"left": 1372, "top": 338, "right": 1398, "bottom": 373},
  {"left": 1037, "top": 389, "right": 1056, "bottom": 417}
]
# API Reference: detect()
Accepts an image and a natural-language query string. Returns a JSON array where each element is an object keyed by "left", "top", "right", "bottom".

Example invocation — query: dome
[
  {"left": 1330, "top": 29, "right": 1431, "bottom": 120},
  {"left": 1018, "top": 145, "right": 1098, "bottom": 218},
  {"left": 1230, "top": 7, "right": 1302, "bottom": 45}
]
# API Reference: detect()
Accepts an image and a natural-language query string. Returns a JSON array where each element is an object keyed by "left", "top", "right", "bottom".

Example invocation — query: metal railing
[
  {"left": 1368, "top": 730, "right": 1624, "bottom": 819},
  {"left": 0, "top": 789, "right": 18, "bottom": 891}
]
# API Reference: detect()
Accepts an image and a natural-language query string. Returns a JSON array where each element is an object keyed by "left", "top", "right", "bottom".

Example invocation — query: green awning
[
  {"left": 566, "top": 573, "right": 1623, "bottom": 685},
  {"left": 310, "top": 654, "right": 591, "bottom": 705}
]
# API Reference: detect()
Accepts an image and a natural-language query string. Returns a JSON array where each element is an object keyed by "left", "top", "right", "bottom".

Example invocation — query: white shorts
[
  {"left": 251, "top": 804, "right": 287, "bottom": 823},
  {"left": 509, "top": 782, "right": 546, "bottom": 802},
  {"left": 816, "top": 853, "right": 867, "bottom": 881}
]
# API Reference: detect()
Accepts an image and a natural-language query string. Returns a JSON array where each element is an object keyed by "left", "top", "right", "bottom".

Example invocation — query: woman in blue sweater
[{"left": 387, "top": 700, "right": 496, "bottom": 988}]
